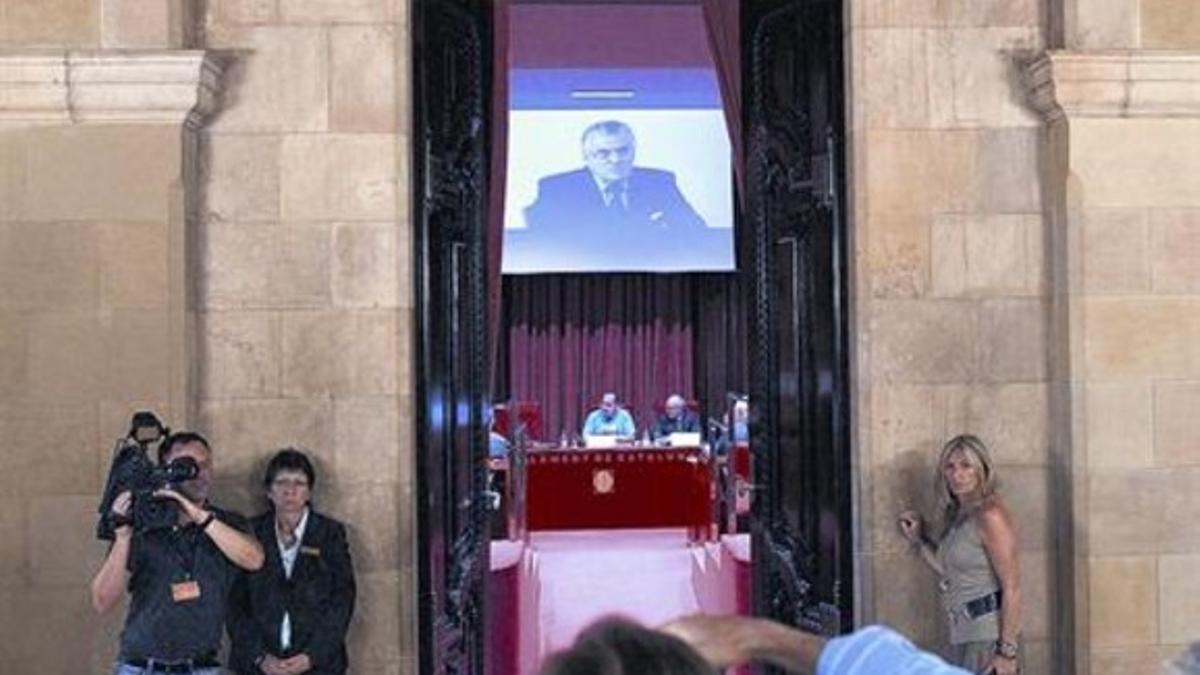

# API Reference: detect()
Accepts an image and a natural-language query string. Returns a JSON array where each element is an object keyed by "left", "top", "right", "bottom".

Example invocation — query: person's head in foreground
[
  {"left": 538, "top": 617, "right": 714, "bottom": 675},
  {"left": 1165, "top": 642, "right": 1200, "bottom": 674},
  {"left": 538, "top": 614, "right": 972, "bottom": 675}
]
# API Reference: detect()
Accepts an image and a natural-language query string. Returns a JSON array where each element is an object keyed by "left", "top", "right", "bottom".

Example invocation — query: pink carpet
[{"left": 490, "top": 529, "right": 749, "bottom": 674}]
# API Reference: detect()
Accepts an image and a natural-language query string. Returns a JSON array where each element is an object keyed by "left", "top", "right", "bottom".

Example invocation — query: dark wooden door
[
  {"left": 413, "top": 1, "right": 493, "bottom": 673},
  {"left": 742, "top": 0, "right": 852, "bottom": 639}
]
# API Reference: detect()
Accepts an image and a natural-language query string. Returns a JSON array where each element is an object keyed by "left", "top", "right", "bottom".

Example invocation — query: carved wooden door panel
[
  {"left": 742, "top": 0, "right": 852, "bottom": 642},
  {"left": 413, "top": 1, "right": 493, "bottom": 673}
]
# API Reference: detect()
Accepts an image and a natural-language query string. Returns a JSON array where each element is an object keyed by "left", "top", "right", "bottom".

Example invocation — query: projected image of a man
[
  {"left": 584, "top": 123, "right": 636, "bottom": 184},
  {"left": 522, "top": 121, "right": 708, "bottom": 252}
]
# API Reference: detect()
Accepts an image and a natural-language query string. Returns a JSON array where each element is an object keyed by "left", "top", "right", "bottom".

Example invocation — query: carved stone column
[
  {"left": 0, "top": 48, "right": 221, "bottom": 453},
  {"left": 0, "top": 51, "right": 219, "bottom": 127},
  {"left": 1027, "top": 51, "right": 1200, "bottom": 674},
  {"left": 0, "top": 48, "right": 222, "bottom": 671}
]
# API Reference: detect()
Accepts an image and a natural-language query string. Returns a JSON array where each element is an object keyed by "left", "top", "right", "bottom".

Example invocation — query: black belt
[
  {"left": 964, "top": 590, "right": 1002, "bottom": 619},
  {"left": 123, "top": 657, "right": 220, "bottom": 673}
]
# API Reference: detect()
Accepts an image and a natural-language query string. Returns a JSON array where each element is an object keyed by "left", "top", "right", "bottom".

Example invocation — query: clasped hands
[{"left": 259, "top": 653, "right": 312, "bottom": 675}]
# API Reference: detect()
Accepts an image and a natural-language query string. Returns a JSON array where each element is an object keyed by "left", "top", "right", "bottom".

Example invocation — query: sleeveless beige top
[{"left": 937, "top": 512, "right": 1001, "bottom": 644}]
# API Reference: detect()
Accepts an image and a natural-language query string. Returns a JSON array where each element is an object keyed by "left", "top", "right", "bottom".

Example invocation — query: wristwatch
[
  {"left": 198, "top": 511, "right": 216, "bottom": 531},
  {"left": 995, "top": 640, "right": 1019, "bottom": 659}
]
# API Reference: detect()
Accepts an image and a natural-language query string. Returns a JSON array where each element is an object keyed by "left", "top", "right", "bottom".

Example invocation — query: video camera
[{"left": 95, "top": 411, "right": 200, "bottom": 540}]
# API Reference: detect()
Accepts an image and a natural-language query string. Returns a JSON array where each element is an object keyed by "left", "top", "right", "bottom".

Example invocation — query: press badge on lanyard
[
  {"left": 171, "top": 579, "right": 201, "bottom": 603},
  {"left": 170, "top": 525, "right": 204, "bottom": 603}
]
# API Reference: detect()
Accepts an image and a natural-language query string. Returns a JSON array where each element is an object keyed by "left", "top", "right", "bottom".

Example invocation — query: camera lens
[{"left": 163, "top": 456, "right": 199, "bottom": 483}]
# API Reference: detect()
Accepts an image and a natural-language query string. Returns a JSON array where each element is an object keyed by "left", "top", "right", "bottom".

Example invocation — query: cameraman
[{"left": 91, "top": 432, "right": 266, "bottom": 674}]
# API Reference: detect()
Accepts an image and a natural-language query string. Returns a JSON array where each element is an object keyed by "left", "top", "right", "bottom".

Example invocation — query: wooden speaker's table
[{"left": 525, "top": 447, "right": 713, "bottom": 541}]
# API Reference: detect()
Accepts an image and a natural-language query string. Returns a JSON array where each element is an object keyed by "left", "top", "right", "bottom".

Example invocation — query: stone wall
[
  {"left": 1141, "top": 0, "right": 1200, "bottom": 47},
  {"left": 195, "top": 1, "right": 414, "bottom": 673},
  {"left": 0, "top": 122, "right": 185, "bottom": 673},
  {"left": 0, "top": 0, "right": 188, "bottom": 48},
  {"left": 0, "top": 45, "right": 212, "bottom": 670},
  {"left": 1029, "top": 50, "right": 1200, "bottom": 674},
  {"left": 1035, "top": 2, "right": 1200, "bottom": 672},
  {"left": 0, "top": 0, "right": 99, "bottom": 46},
  {"left": 847, "top": 1, "right": 1057, "bottom": 671},
  {"left": 1062, "top": 0, "right": 1200, "bottom": 48}
]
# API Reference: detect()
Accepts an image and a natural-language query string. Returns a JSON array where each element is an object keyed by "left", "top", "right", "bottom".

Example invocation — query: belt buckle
[
  {"left": 149, "top": 659, "right": 192, "bottom": 673},
  {"left": 945, "top": 598, "right": 975, "bottom": 624}
]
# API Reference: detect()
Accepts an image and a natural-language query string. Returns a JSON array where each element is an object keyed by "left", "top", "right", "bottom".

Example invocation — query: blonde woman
[{"left": 897, "top": 435, "right": 1022, "bottom": 674}]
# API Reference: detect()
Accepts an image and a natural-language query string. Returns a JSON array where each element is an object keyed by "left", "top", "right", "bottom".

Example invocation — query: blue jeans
[{"left": 113, "top": 664, "right": 221, "bottom": 675}]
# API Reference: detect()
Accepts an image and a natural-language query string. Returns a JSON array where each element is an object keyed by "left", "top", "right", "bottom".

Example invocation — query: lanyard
[{"left": 167, "top": 521, "right": 205, "bottom": 580}]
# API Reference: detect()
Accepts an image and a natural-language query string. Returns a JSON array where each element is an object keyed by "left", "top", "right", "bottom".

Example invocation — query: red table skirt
[
  {"left": 731, "top": 442, "right": 751, "bottom": 480},
  {"left": 526, "top": 448, "right": 713, "bottom": 539}
]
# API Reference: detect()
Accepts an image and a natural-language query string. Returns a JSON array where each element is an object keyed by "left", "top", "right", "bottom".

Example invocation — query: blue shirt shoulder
[{"left": 817, "top": 626, "right": 972, "bottom": 675}]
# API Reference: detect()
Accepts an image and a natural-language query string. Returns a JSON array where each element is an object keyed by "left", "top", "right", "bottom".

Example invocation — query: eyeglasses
[
  {"left": 586, "top": 145, "right": 634, "bottom": 161},
  {"left": 272, "top": 478, "right": 310, "bottom": 489}
]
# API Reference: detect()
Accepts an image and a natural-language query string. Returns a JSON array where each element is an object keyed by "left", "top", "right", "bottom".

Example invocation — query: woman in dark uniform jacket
[{"left": 230, "top": 448, "right": 356, "bottom": 675}]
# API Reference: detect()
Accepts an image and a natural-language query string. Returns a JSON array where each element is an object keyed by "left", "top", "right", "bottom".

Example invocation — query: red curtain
[
  {"left": 505, "top": 275, "right": 696, "bottom": 441},
  {"left": 692, "top": 273, "right": 749, "bottom": 416},
  {"left": 501, "top": 274, "right": 748, "bottom": 442}
]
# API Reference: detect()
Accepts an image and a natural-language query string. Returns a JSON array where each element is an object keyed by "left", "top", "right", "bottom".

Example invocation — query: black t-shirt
[{"left": 118, "top": 505, "right": 249, "bottom": 662}]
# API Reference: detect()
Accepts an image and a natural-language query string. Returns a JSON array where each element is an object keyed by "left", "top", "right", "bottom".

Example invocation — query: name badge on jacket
[{"left": 171, "top": 580, "right": 201, "bottom": 603}]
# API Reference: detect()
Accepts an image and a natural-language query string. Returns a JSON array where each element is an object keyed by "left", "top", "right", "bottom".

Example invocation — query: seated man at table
[
  {"left": 651, "top": 394, "right": 701, "bottom": 444},
  {"left": 582, "top": 392, "right": 635, "bottom": 441}
]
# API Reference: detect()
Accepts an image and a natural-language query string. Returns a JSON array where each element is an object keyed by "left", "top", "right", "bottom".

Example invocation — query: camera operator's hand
[
  {"left": 152, "top": 487, "right": 207, "bottom": 524},
  {"left": 93, "top": 490, "right": 135, "bottom": 614},
  {"left": 110, "top": 490, "right": 134, "bottom": 537}
]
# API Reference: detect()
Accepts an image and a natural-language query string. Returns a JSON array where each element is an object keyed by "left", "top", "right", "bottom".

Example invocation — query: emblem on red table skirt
[{"left": 592, "top": 468, "right": 615, "bottom": 494}]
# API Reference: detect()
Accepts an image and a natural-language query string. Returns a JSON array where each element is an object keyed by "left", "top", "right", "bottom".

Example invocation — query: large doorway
[{"left": 412, "top": 1, "right": 851, "bottom": 672}]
